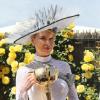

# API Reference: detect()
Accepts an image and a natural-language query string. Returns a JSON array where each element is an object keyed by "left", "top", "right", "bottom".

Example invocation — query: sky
[{"left": 0, "top": 0, "right": 100, "bottom": 28}]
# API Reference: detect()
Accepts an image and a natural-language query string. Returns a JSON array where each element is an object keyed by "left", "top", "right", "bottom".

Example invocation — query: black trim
[{"left": 14, "top": 14, "right": 80, "bottom": 43}]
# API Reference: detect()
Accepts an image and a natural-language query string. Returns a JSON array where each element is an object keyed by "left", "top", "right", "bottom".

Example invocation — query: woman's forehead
[{"left": 37, "top": 29, "right": 55, "bottom": 36}]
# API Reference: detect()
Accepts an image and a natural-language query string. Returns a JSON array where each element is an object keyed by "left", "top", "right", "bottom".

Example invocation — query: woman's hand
[{"left": 19, "top": 72, "right": 37, "bottom": 93}]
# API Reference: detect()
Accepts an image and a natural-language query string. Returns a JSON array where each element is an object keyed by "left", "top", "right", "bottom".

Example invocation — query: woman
[{"left": 15, "top": 6, "right": 79, "bottom": 100}]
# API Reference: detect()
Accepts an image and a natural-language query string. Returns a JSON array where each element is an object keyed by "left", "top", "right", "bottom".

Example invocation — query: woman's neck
[{"left": 34, "top": 53, "right": 52, "bottom": 62}]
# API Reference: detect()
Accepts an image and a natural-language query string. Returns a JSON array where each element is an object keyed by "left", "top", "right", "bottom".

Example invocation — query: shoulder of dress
[
  {"left": 17, "top": 65, "right": 33, "bottom": 74},
  {"left": 51, "top": 58, "right": 69, "bottom": 66},
  {"left": 51, "top": 58, "right": 72, "bottom": 74}
]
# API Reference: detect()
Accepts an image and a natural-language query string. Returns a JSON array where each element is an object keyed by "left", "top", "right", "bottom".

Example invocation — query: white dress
[{"left": 16, "top": 54, "right": 79, "bottom": 100}]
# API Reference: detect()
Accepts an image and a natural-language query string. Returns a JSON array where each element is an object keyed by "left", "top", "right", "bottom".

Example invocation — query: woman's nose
[{"left": 45, "top": 40, "right": 51, "bottom": 45}]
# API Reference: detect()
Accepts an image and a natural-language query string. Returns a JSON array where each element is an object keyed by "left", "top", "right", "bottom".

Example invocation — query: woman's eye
[
  {"left": 50, "top": 38, "right": 54, "bottom": 41},
  {"left": 39, "top": 37, "right": 45, "bottom": 40}
]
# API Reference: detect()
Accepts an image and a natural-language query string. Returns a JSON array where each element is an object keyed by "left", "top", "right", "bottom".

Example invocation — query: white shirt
[{"left": 16, "top": 54, "right": 79, "bottom": 100}]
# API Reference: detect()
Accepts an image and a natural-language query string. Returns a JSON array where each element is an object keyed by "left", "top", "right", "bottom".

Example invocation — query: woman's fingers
[{"left": 20, "top": 73, "right": 37, "bottom": 92}]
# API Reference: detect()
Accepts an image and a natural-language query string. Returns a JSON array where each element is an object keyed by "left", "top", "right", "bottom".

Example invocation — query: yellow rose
[
  {"left": 68, "top": 54, "right": 74, "bottom": 61},
  {"left": 2, "top": 66, "right": 10, "bottom": 74},
  {"left": 24, "top": 53, "right": 35, "bottom": 64},
  {"left": 84, "top": 50, "right": 94, "bottom": 62},
  {"left": 9, "top": 46, "right": 15, "bottom": 52},
  {"left": 83, "top": 71, "right": 92, "bottom": 79},
  {"left": 67, "top": 22, "right": 75, "bottom": 29},
  {"left": 0, "top": 48, "right": 5, "bottom": 55},
  {"left": 0, "top": 32, "right": 5, "bottom": 38},
  {"left": 0, "top": 39, "right": 7, "bottom": 47},
  {"left": 25, "top": 52, "right": 32, "bottom": 58},
  {"left": 1, "top": 38, "right": 8, "bottom": 42},
  {"left": 2, "top": 76, "right": 10, "bottom": 85},
  {"left": 11, "top": 86, "right": 16, "bottom": 94},
  {"left": 68, "top": 45, "right": 74, "bottom": 52},
  {"left": 0, "top": 72, "right": 3, "bottom": 79},
  {"left": 6, "top": 57, "right": 15, "bottom": 65},
  {"left": 81, "top": 64, "right": 89, "bottom": 71},
  {"left": 8, "top": 52, "right": 16, "bottom": 59},
  {"left": 76, "top": 84, "right": 85, "bottom": 93},
  {"left": 14, "top": 45, "right": 23, "bottom": 52},
  {"left": 24, "top": 58, "right": 29, "bottom": 64},
  {"left": 75, "top": 75, "right": 80, "bottom": 80},
  {"left": 11, "top": 61, "right": 18, "bottom": 68},
  {"left": 0, "top": 42, "right": 3, "bottom": 47},
  {"left": 67, "top": 30, "right": 75, "bottom": 38},
  {"left": 86, "top": 95, "right": 91, "bottom": 100},
  {"left": 24, "top": 57, "right": 34, "bottom": 64},
  {"left": 11, "top": 67, "right": 17, "bottom": 73},
  {"left": 61, "top": 30, "right": 69, "bottom": 39},
  {"left": 29, "top": 53, "right": 35, "bottom": 61},
  {"left": 88, "top": 64, "right": 95, "bottom": 71}
]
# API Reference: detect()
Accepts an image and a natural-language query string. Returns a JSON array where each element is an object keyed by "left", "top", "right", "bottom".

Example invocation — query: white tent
[{"left": 74, "top": 26, "right": 100, "bottom": 33}]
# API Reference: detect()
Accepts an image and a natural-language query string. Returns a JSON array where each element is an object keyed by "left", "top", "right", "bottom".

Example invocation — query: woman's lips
[{"left": 44, "top": 47, "right": 51, "bottom": 50}]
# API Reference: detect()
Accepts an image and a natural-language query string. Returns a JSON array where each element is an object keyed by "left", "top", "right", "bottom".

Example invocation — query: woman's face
[{"left": 31, "top": 30, "right": 55, "bottom": 57}]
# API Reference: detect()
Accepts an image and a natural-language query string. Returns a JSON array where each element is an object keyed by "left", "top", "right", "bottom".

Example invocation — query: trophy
[{"left": 33, "top": 64, "right": 59, "bottom": 100}]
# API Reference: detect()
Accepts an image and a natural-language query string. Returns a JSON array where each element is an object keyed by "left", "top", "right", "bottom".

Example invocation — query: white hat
[{"left": 8, "top": 6, "right": 80, "bottom": 45}]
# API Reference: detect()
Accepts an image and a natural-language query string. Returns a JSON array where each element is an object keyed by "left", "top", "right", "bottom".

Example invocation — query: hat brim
[{"left": 14, "top": 14, "right": 79, "bottom": 45}]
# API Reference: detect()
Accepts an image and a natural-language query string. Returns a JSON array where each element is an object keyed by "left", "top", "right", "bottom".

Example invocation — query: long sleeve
[
  {"left": 50, "top": 59, "right": 79, "bottom": 100},
  {"left": 16, "top": 67, "right": 29, "bottom": 100},
  {"left": 65, "top": 63, "right": 79, "bottom": 100},
  {"left": 67, "top": 83, "right": 79, "bottom": 100}
]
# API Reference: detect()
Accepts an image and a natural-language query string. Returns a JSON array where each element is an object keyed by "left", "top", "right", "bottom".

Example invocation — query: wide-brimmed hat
[{"left": 8, "top": 6, "right": 79, "bottom": 45}]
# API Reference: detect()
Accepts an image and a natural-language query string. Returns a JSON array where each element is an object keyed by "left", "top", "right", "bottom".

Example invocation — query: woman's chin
[{"left": 41, "top": 52, "right": 51, "bottom": 57}]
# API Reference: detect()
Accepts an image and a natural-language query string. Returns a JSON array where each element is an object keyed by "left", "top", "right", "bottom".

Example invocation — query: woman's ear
[{"left": 31, "top": 35, "right": 35, "bottom": 45}]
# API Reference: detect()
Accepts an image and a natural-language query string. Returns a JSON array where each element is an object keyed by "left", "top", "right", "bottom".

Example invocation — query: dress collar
[{"left": 34, "top": 54, "right": 52, "bottom": 63}]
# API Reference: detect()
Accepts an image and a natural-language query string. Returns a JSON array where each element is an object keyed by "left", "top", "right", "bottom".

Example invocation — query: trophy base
[{"left": 46, "top": 91, "right": 51, "bottom": 100}]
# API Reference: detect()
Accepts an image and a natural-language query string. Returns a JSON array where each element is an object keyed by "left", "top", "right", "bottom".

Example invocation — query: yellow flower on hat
[
  {"left": 6, "top": 57, "right": 15, "bottom": 65},
  {"left": 83, "top": 71, "right": 93, "bottom": 79},
  {"left": 2, "top": 76, "right": 10, "bottom": 85},
  {"left": 68, "top": 45, "right": 74, "bottom": 52},
  {"left": 76, "top": 84, "right": 85, "bottom": 93},
  {"left": 75, "top": 75, "right": 80, "bottom": 80},
  {"left": 2, "top": 66, "right": 10, "bottom": 74},
  {"left": 14, "top": 45, "right": 23, "bottom": 52},
  {"left": 8, "top": 52, "right": 16, "bottom": 59},
  {"left": 0, "top": 48, "right": 5, "bottom": 55},
  {"left": 84, "top": 50, "right": 94, "bottom": 62},
  {"left": 11, "top": 86, "right": 16, "bottom": 94},
  {"left": 81, "top": 64, "right": 89, "bottom": 71}
]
